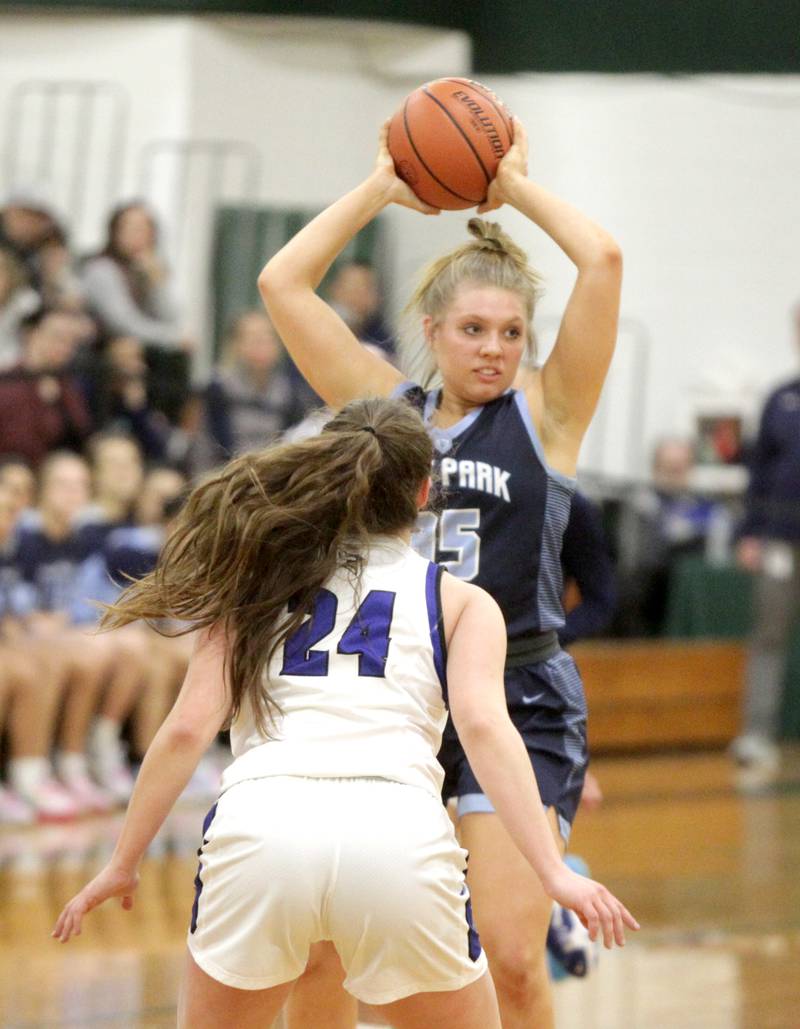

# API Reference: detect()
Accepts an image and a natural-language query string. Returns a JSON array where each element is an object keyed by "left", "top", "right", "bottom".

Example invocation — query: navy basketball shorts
[
  {"left": 440, "top": 650, "right": 588, "bottom": 843},
  {"left": 188, "top": 776, "right": 487, "bottom": 1004}
]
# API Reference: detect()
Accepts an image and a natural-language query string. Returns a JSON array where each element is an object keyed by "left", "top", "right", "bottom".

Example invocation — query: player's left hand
[
  {"left": 544, "top": 865, "right": 639, "bottom": 949},
  {"left": 478, "top": 116, "right": 529, "bottom": 214},
  {"left": 52, "top": 862, "right": 140, "bottom": 943}
]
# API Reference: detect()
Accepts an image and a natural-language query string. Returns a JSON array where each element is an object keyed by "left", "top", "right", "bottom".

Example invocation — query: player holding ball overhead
[{"left": 261, "top": 81, "right": 624, "bottom": 1029}]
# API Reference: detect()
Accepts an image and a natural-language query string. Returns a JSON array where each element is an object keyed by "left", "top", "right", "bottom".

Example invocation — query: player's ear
[
  {"left": 422, "top": 315, "right": 435, "bottom": 348},
  {"left": 416, "top": 476, "right": 432, "bottom": 510}
]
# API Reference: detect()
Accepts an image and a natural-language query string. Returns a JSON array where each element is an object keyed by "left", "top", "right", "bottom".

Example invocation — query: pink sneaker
[
  {"left": 0, "top": 785, "right": 35, "bottom": 826},
  {"left": 21, "top": 777, "right": 81, "bottom": 822},
  {"left": 61, "top": 774, "right": 115, "bottom": 815},
  {"left": 94, "top": 762, "right": 135, "bottom": 805}
]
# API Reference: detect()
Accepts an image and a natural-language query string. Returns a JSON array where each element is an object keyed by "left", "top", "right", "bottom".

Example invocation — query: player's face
[{"left": 426, "top": 285, "right": 527, "bottom": 405}]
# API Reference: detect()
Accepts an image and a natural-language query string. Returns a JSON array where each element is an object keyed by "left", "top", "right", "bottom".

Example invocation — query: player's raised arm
[
  {"left": 443, "top": 576, "right": 638, "bottom": 948},
  {"left": 52, "top": 626, "right": 231, "bottom": 943},
  {"left": 480, "top": 118, "right": 622, "bottom": 470},
  {"left": 258, "top": 124, "right": 439, "bottom": 410}
]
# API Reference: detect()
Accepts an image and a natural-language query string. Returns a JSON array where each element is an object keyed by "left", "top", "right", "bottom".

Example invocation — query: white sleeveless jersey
[{"left": 221, "top": 537, "right": 449, "bottom": 800}]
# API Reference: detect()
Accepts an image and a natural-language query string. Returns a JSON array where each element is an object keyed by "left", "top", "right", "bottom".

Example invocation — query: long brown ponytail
[{"left": 101, "top": 396, "right": 433, "bottom": 734}]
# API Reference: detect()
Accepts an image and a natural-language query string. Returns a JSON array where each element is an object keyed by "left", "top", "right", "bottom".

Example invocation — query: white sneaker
[
  {"left": 17, "top": 777, "right": 81, "bottom": 822},
  {"left": 91, "top": 753, "right": 135, "bottom": 804},
  {"left": 0, "top": 785, "right": 35, "bottom": 826},
  {"left": 61, "top": 774, "right": 115, "bottom": 815},
  {"left": 729, "top": 734, "right": 780, "bottom": 771}
]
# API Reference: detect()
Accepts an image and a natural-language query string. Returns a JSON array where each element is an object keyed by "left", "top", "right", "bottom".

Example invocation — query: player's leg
[
  {"left": 375, "top": 970, "right": 501, "bottom": 1029},
  {"left": 178, "top": 950, "right": 294, "bottom": 1029},
  {"left": 284, "top": 941, "right": 358, "bottom": 1029},
  {"left": 735, "top": 546, "right": 800, "bottom": 765},
  {"left": 458, "top": 806, "right": 565, "bottom": 1029}
]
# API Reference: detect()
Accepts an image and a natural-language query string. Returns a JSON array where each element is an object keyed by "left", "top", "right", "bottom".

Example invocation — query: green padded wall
[{"left": 210, "top": 205, "right": 384, "bottom": 356}]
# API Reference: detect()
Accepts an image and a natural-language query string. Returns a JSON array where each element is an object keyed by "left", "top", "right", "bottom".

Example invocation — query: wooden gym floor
[{"left": 2, "top": 747, "right": 798, "bottom": 1029}]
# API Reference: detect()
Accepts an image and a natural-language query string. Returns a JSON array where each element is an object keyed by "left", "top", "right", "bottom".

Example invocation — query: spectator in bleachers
[
  {"left": 16, "top": 451, "right": 146, "bottom": 809},
  {"left": 0, "top": 246, "right": 39, "bottom": 369},
  {"left": 616, "top": 437, "right": 718, "bottom": 635},
  {"left": 84, "top": 336, "right": 170, "bottom": 460},
  {"left": 732, "top": 303, "right": 800, "bottom": 771},
  {"left": 328, "top": 259, "right": 395, "bottom": 354},
  {"left": 0, "top": 307, "right": 93, "bottom": 466},
  {"left": 82, "top": 201, "right": 187, "bottom": 351},
  {"left": 199, "top": 310, "right": 303, "bottom": 468},
  {"left": 0, "top": 456, "right": 36, "bottom": 518},
  {"left": 0, "top": 187, "right": 62, "bottom": 292},
  {"left": 82, "top": 201, "right": 192, "bottom": 423},
  {"left": 75, "top": 465, "right": 192, "bottom": 760},
  {"left": 0, "top": 482, "right": 77, "bottom": 822},
  {"left": 37, "top": 223, "right": 88, "bottom": 314},
  {"left": 81, "top": 432, "right": 145, "bottom": 534}
]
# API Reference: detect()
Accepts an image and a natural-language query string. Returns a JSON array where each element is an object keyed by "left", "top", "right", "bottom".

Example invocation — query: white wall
[{"left": 1, "top": 14, "right": 799, "bottom": 477}]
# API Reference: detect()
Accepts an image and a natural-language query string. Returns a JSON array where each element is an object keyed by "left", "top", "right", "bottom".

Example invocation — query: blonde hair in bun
[{"left": 401, "top": 219, "right": 542, "bottom": 387}]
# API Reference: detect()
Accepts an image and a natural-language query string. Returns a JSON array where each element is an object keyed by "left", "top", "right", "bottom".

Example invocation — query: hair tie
[{"left": 360, "top": 425, "right": 377, "bottom": 436}]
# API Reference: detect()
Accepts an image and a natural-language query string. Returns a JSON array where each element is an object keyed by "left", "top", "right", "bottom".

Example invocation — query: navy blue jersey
[
  {"left": 397, "top": 384, "right": 575, "bottom": 641},
  {"left": 15, "top": 522, "right": 105, "bottom": 613},
  {"left": 0, "top": 535, "right": 35, "bottom": 620},
  {"left": 104, "top": 524, "right": 164, "bottom": 585}
]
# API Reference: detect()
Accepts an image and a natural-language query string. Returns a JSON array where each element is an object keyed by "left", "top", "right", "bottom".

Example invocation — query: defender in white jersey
[{"left": 53, "top": 398, "right": 637, "bottom": 1029}]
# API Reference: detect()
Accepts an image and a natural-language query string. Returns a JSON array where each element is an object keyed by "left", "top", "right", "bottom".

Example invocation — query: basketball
[{"left": 388, "top": 78, "right": 514, "bottom": 211}]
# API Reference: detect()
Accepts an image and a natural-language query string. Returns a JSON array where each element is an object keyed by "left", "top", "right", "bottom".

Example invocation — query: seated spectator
[
  {"left": 0, "top": 186, "right": 63, "bottom": 292},
  {"left": 0, "top": 455, "right": 36, "bottom": 520},
  {"left": 199, "top": 311, "right": 303, "bottom": 468},
  {"left": 0, "top": 307, "right": 93, "bottom": 466},
  {"left": 1, "top": 481, "right": 78, "bottom": 822},
  {"left": 74, "top": 465, "right": 192, "bottom": 760},
  {"left": 84, "top": 336, "right": 170, "bottom": 460},
  {"left": 616, "top": 437, "right": 718, "bottom": 635},
  {"left": 37, "top": 223, "right": 88, "bottom": 313},
  {"left": 80, "top": 431, "right": 145, "bottom": 536},
  {"left": 327, "top": 259, "right": 395, "bottom": 354},
  {"left": 0, "top": 246, "right": 39, "bottom": 369},
  {"left": 15, "top": 452, "right": 147, "bottom": 809},
  {"left": 82, "top": 201, "right": 187, "bottom": 351},
  {"left": 82, "top": 201, "right": 192, "bottom": 422}
]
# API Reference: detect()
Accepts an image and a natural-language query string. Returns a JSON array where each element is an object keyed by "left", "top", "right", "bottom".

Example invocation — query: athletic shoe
[
  {"left": 547, "top": 854, "right": 599, "bottom": 981},
  {"left": 17, "top": 777, "right": 81, "bottom": 822},
  {"left": 0, "top": 785, "right": 35, "bottom": 826},
  {"left": 61, "top": 774, "right": 115, "bottom": 815},
  {"left": 547, "top": 902, "right": 599, "bottom": 978},
  {"left": 90, "top": 755, "right": 135, "bottom": 805},
  {"left": 729, "top": 734, "right": 780, "bottom": 772}
]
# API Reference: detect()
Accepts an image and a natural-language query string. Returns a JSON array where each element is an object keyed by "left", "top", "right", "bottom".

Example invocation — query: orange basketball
[{"left": 388, "top": 78, "right": 514, "bottom": 211}]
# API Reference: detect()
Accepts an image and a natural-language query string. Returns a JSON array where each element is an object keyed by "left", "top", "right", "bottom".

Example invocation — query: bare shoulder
[{"left": 439, "top": 572, "right": 505, "bottom": 644}]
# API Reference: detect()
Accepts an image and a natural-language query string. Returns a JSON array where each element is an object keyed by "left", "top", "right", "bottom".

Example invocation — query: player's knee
[{"left": 485, "top": 939, "right": 549, "bottom": 1009}]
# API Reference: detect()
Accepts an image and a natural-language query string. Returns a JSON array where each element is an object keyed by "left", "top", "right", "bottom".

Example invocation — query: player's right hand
[
  {"left": 371, "top": 121, "right": 441, "bottom": 216},
  {"left": 544, "top": 865, "right": 639, "bottom": 949},
  {"left": 52, "top": 862, "right": 140, "bottom": 943}
]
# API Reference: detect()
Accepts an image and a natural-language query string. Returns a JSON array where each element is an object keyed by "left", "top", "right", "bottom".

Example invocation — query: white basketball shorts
[{"left": 186, "top": 775, "right": 487, "bottom": 1004}]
